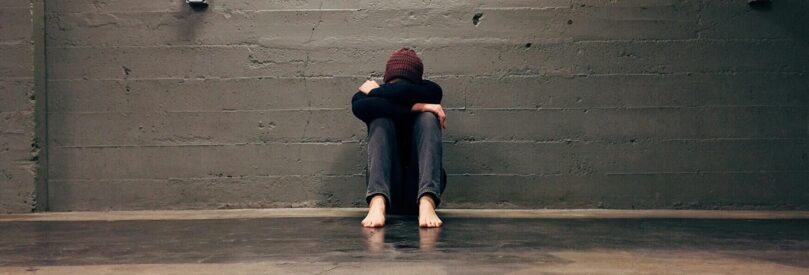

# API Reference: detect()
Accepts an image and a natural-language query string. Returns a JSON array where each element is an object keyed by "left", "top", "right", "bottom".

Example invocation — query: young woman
[{"left": 350, "top": 48, "right": 447, "bottom": 228}]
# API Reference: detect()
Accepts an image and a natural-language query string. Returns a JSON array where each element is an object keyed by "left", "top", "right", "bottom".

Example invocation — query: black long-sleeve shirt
[{"left": 351, "top": 80, "right": 443, "bottom": 124}]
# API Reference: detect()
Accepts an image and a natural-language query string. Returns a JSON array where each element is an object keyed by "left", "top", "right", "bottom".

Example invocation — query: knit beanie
[{"left": 383, "top": 48, "right": 423, "bottom": 83}]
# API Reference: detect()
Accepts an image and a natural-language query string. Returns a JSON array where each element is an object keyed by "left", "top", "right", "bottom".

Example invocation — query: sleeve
[
  {"left": 367, "top": 81, "right": 443, "bottom": 106},
  {"left": 351, "top": 91, "right": 413, "bottom": 124}
]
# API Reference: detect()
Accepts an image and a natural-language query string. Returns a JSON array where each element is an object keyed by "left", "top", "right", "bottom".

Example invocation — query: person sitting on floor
[{"left": 350, "top": 48, "right": 447, "bottom": 228}]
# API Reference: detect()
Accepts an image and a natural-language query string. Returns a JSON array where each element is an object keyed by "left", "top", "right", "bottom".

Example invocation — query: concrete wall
[
  {"left": 3, "top": 0, "right": 805, "bottom": 212},
  {"left": 0, "top": 0, "right": 37, "bottom": 213}
]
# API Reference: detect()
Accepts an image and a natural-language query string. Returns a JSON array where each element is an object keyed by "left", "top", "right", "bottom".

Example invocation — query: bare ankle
[
  {"left": 369, "top": 195, "right": 387, "bottom": 213},
  {"left": 419, "top": 195, "right": 436, "bottom": 210}
]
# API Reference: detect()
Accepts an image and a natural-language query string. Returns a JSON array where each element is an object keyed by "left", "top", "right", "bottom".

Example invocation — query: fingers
[
  {"left": 441, "top": 116, "right": 446, "bottom": 129},
  {"left": 364, "top": 80, "right": 379, "bottom": 87},
  {"left": 437, "top": 107, "right": 447, "bottom": 129},
  {"left": 358, "top": 80, "right": 381, "bottom": 94},
  {"left": 434, "top": 110, "right": 445, "bottom": 129},
  {"left": 420, "top": 104, "right": 447, "bottom": 129},
  {"left": 358, "top": 80, "right": 377, "bottom": 94}
]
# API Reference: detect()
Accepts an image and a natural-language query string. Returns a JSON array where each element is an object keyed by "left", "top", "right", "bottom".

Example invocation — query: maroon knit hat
[{"left": 383, "top": 48, "right": 423, "bottom": 83}]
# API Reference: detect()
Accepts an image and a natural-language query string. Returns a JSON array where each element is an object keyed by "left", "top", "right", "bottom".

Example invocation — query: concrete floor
[{"left": 1, "top": 209, "right": 808, "bottom": 274}]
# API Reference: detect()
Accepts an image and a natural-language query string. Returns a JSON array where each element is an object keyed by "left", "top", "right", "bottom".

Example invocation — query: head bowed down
[{"left": 383, "top": 48, "right": 424, "bottom": 84}]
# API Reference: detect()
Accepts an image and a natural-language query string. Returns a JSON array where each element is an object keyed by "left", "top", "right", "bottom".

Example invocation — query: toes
[
  {"left": 425, "top": 218, "right": 442, "bottom": 228},
  {"left": 419, "top": 216, "right": 443, "bottom": 228}
]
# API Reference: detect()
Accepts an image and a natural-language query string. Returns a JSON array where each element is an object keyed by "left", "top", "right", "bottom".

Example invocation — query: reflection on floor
[{"left": 1, "top": 209, "right": 808, "bottom": 274}]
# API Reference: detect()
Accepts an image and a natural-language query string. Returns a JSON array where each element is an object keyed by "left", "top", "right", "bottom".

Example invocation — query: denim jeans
[{"left": 365, "top": 112, "right": 446, "bottom": 215}]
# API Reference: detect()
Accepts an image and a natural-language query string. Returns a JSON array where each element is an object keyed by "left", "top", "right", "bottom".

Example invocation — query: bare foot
[
  {"left": 361, "top": 195, "right": 386, "bottom": 227},
  {"left": 418, "top": 195, "right": 443, "bottom": 228}
]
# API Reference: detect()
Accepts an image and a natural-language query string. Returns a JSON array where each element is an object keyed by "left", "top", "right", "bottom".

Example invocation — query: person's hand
[
  {"left": 413, "top": 103, "right": 446, "bottom": 129},
  {"left": 359, "top": 80, "right": 380, "bottom": 94}
]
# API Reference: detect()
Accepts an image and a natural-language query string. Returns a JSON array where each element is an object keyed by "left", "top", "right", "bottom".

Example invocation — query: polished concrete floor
[{"left": 1, "top": 209, "right": 808, "bottom": 274}]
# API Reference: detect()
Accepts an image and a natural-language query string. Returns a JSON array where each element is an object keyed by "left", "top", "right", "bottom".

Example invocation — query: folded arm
[
  {"left": 351, "top": 92, "right": 412, "bottom": 124},
  {"left": 351, "top": 80, "right": 446, "bottom": 128},
  {"left": 367, "top": 80, "right": 443, "bottom": 106}
]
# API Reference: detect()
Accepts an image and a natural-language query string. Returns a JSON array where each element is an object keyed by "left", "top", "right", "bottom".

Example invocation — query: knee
[
  {"left": 414, "top": 112, "right": 440, "bottom": 130},
  {"left": 369, "top": 117, "right": 395, "bottom": 137},
  {"left": 370, "top": 117, "right": 395, "bottom": 130}
]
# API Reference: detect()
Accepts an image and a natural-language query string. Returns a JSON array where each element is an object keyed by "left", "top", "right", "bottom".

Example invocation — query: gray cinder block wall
[
  {"left": 0, "top": 1, "right": 37, "bottom": 213},
  {"left": 2, "top": 0, "right": 808, "bottom": 212}
]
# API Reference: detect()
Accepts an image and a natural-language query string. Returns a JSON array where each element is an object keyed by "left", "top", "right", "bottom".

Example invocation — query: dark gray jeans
[{"left": 365, "top": 112, "right": 446, "bottom": 214}]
